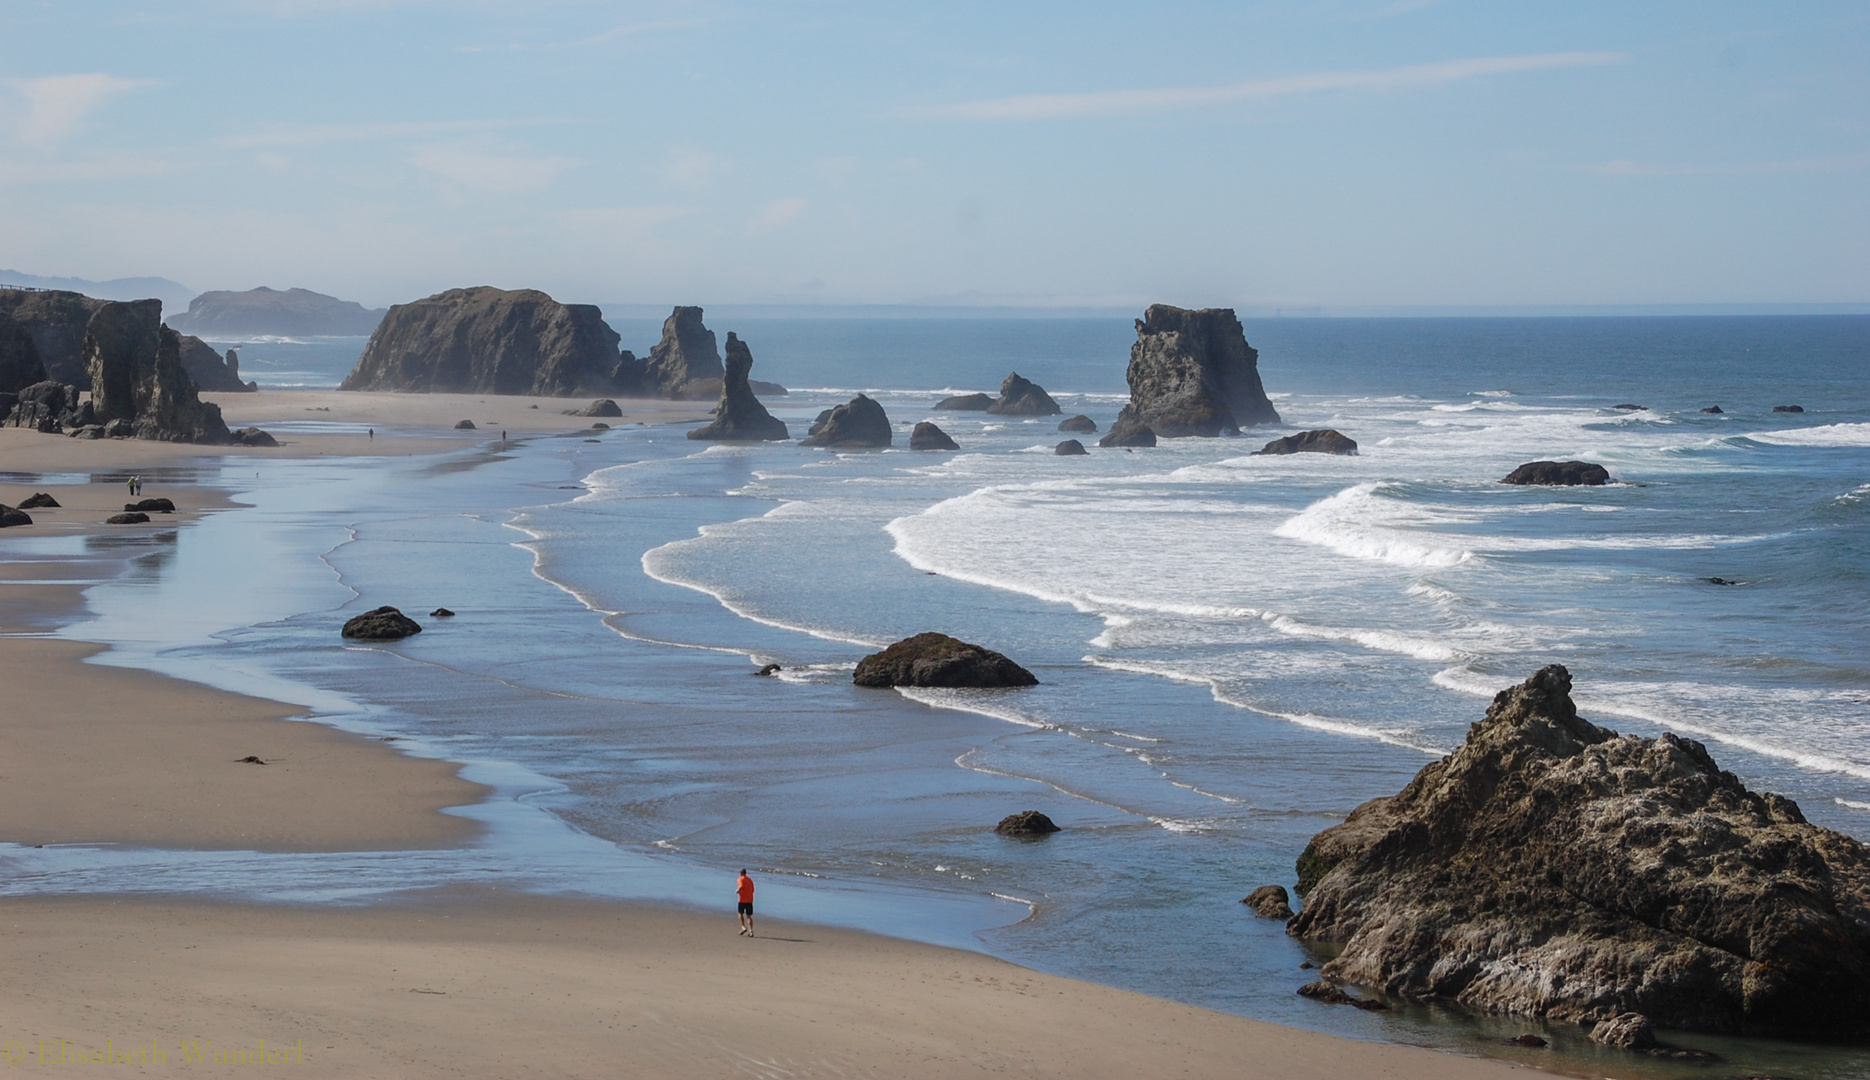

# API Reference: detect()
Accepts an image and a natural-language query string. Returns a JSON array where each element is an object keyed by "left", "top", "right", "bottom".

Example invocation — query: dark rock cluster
[
  {"left": 86, "top": 300, "right": 233, "bottom": 443},
  {"left": 1054, "top": 439, "right": 1087, "bottom": 456},
  {"left": 1287, "top": 664, "right": 1870, "bottom": 1043},
  {"left": 639, "top": 306, "right": 723, "bottom": 400},
  {"left": 852, "top": 632, "right": 1038, "bottom": 689},
  {"left": 1057, "top": 414, "right": 1097, "bottom": 434},
  {"left": 687, "top": 332, "right": 788, "bottom": 441}
]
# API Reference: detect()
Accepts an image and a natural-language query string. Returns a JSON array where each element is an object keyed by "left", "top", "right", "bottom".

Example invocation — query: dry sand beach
[{"left": 0, "top": 393, "right": 1536, "bottom": 1078}]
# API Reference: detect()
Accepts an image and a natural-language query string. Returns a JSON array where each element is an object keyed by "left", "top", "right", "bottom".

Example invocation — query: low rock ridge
[
  {"left": 687, "top": 332, "right": 788, "bottom": 441},
  {"left": 341, "top": 286, "right": 629, "bottom": 396},
  {"left": 935, "top": 392, "right": 993, "bottom": 411},
  {"left": 167, "top": 286, "right": 386, "bottom": 338},
  {"left": 1287, "top": 664, "right": 1870, "bottom": 1043},
  {"left": 1256, "top": 429, "right": 1357, "bottom": 456},
  {"left": 1501, "top": 460, "right": 1610, "bottom": 486},
  {"left": 853, "top": 632, "right": 1038, "bottom": 689},
  {"left": 1116, "top": 305, "right": 1279, "bottom": 438}
]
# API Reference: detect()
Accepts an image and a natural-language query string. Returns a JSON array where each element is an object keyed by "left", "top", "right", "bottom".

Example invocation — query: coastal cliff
[
  {"left": 340, "top": 287, "right": 630, "bottom": 396},
  {"left": 1115, "top": 305, "right": 1278, "bottom": 437},
  {"left": 1289, "top": 664, "right": 1870, "bottom": 1043},
  {"left": 0, "top": 288, "right": 108, "bottom": 385}
]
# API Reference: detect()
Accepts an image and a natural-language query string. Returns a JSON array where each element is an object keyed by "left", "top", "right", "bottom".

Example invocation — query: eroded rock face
[
  {"left": 5, "top": 380, "right": 80, "bottom": 431},
  {"left": 340, "top": 287, "right": 629, "bottom": 397},
  {"left": 175, "top": 334, "right": 255, "bottom": 392},
  {"left": 0, "top": 311, "right": 46, "bottom": 393},
  {"left": 909, "top": 421, "right": 958, "bottom": 450},
  {"left": 935, "top": 393, "right": 993, "bottom": 411},
  {"left": 800, "top": 394, "right": 892, "bottom": 448},
  {"left": 341, "top": 606, "right": 423, "bottom": 640},
  {"left": 1287, "top": 664, "right": 1870, "bottom": 1042},
  {"left": 1501, "top": 460, "right": 1610, "bottom": 486},
  {"left": 1121, "top": 305, "right": 1279, "bottom": 437},
  {"left": 987, "top": 372, "right": 1061, "bottom": 416},
  {"left": 853, "top": 632, "right": 1038, "bottom": 688},
  {"left": 0, "top": 288, "right": 108, "bottom": 385},
  {"left": 1256, "top": 429, "right": 1358, "bottom": 456},
  {"left": 688, "top": 332, "right": 788, "bottom": 441},
  {"left": 995, "top": 811, "right": 1061, "bottom": 836},
  {"left": 641, "top": 306, "right": 723, "bottom": 400},
  {"left": 85, "top": 301, "right": 233, "bottom": 444},
  {"left": 1058, "top": 414, "right": 1097, "bottom": 434}
]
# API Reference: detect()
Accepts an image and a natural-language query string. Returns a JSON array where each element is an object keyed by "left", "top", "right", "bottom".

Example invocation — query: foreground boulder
[
  {"left": 640, "top": 306, "right": 723, "bottom": 399},
  {"left": 229, "top": 426, "right": 279, "bottom": 447},
  {"left": 1058, "top": 414, "right": 1097, "bottom": 433},
  {"left": 987, "top": 372, "right": 1061, "bottom": 416},
  {"left": 801, "top": 394, "right": 891, "bottom": 448},
  {"left": 1287, "top": 664, "right": 1870, "bottom": 1042},
  {"left": 1242, "top": 885, "right": 1294, "bottom": 919},
  {"left": 935, "top": 392, "right": 993, "bottom": 411},
  {"left": 1501, "top": 460, "right": 1610, "bottom": 486},
  {"left": 86, "top": 301, "right": 233, "bottom": 443},
  {"left": 0, "top": 505, "right": 31, "bottom": 527},
  {"left": 853, "top": 632, "right": 1037, "bottom": 688},
  {"left": 909, "top": 421, "right": 958, "bottom": 450},
  {"left": 995, "top": 811, "right": 1060, "bottom": 836},
  {"left": 340, "top": 287, "right": 630, "bottom": 396},
  {"left": 1114, "top": 305, "right": 1279, "bottom": 438},
  {"left": 1256, "top": 429, "right": 1358, "bottom": 456},
  {"left": 687, "top": 333, "right": 788, "bottom": 441},
  {"left": 341, "top": 606, "right": 423, "bottom": 640}
]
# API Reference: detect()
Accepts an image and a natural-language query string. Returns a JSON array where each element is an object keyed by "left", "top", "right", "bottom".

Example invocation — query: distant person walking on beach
[
  {"left": 736, "top": 869, "right": 755, "bottom": 937},
  {"left": 126, "top": 475, "right": 135, "bottom": 498}
]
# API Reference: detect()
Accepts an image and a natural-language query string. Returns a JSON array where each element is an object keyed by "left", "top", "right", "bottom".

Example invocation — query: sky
[{"left": 0, "top": 1, "right": 1865, "bottom": 310}]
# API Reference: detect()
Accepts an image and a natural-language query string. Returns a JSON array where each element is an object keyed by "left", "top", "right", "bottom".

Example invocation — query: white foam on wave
[
  {"left": 1745, "top": 422, "right": 1870, "bottom": 448},
  {"left": 1837, "top": 798, "right": 1870, "bottom": 812},
  {"left": 1274, "top": 483, "right": 1474, "bottom": 568},
  {"left": 1262, "top": 611, "right": 1462, "bottom": 662},
  {"left": 896, "top": 687, "right": 1049, "bottom": 729},
  {"left": 1835, "top": 484, "right": 1870, "bottom": 506}
]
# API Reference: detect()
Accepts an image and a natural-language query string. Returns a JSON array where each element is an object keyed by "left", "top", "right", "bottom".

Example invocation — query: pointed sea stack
[
  {"left": 1288, "top": 664, "right": 1870, "bottom": 1042},
  {"left": 688, "top": 333, "right": 788, "bottom": 441},
  {"left": 1115, "top": 305, "right": 1278, "bottom": 437},
  {"left": 341, "top": 287, "right": 630, "bottom": 396},
  {"left": 987, "top": 372, "right": 1061, "bottom": 416},
  {"left": 642, "top": 306, "right": 725, "bottom": 400}
]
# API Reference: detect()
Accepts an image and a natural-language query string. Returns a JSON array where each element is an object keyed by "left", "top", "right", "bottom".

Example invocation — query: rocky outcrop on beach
[
  {"left": 1098, "top": 414, "right": 1157, "bottom": 448},
  {"left": 688, "top": 333, "right": 789, "bottom": 441},
  {"left": 1058, "top": 414, "right": 1097, "bottom": 434},
  {"left": 1055, "top": 439, "right": 1087, "bottom": 456},
  {"left": 935, "top": 393, "right": 993, "bottom": 411},
  {"left": 1256, "top": 429, "right": 1358, "bottom": 456},
  {"left": 987, "top": 372, "right": 1061, "bottom": 416},
  {"left": 640, "top": 306, "right": 723, "bottom": 400},
  {"left": 341, "top": 606, "right": 423, "bottom": 640},
  {"left": 0, "top": 288, "right": 107, "bottom": 385},
  {"left": 4, "top": 380, "right": 82, "bottom": 432},
  {"left": 1242, "top": 885, "right": 1294, "bottom": 919},
  {"left": 909, "top": 421, "right": 958, "bottom": 450},
  {"left": 1500, "top": 460, "right": 1610, "bottom": 486},
  {"left": 0, "top": 505, "right": 31, "bottom": 527},
  {"left": 106, "top": 512, "right": 148, "bottom": 525},
  {"left": 175, "top": 334, "right": 255, "bottom": 392},
  {"left": 1287, "top": 664, "right": 1870, "bottom": 1043},
  {"left": 995, "top": 811, "right": 1060, "bottom": 836},
  {"left": 167, "top": 286, "right": 386, "bottom": 338},
  {"left": 340, "top": 287, "right": 630, "bottom": 397},
  {"left": 568, "top": 399, "right": 622, "bottom": 418},
  {"left": 853, "top": 632, "right": 1038, "bottom": 688},
  {"left": 0, "top": 311, "right": 46, "bottom": 393},
  {"left": 230, "top": 426, "right": 278, "bottom": 447},
  {"left": 125, "top": 498, "right": 175, "bottom": 513},
  {"left": 17, "top": 493, "right": 59, "bottom": 509},
  {"left": 801, "top": 394, "right": 892, "bottom": 448},
  {"left": 1118, "top": 305, "right": 1279, "bottom": 437},
  {"left": 86, "top": 300, "right": 234, "bottom": 444}
]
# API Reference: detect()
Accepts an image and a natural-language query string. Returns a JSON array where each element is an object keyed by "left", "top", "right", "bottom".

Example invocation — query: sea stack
[
  {"left": 688, "top": 333, "right": 788, "bottom": 441},
  {"left": 85, "top": 300, "right": 234, "bottom": 443},
  {"left": 1113, "top": 305, "right": 1279, "bottom": 437},
  {"left": 800, "top": 394, "right": 892, "bottom": 448},
  {"left": 1287, "top": 664, "right": 1870, "bottom": 1042},
  {"left": 340, "top": 286, "right": 631, "bottom": 397},
  {"left": 642, "top": 306, "right": 725, "bottom": 400},
  {"left": 987, "top": 372, "right": 1061, "bottom": 416}
]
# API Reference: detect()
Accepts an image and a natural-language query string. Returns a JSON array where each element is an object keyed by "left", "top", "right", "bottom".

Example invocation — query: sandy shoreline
[{"left": 1, "top": 391, "right": 1537, "bottom": 1078}]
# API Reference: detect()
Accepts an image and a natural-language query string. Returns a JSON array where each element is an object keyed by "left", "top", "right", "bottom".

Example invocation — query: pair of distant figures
[{"left": 125, "top": 475, "right": 144, "bottom": 497}]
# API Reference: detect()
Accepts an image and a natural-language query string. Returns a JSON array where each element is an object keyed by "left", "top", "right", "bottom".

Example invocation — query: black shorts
[{"left": 738, "top": 901, "right": 753, "bottom": 915}]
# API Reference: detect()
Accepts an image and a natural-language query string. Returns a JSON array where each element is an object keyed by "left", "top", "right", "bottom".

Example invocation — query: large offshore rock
[
  {"left": 167, "top": 286, "right": 386, "bottom": 337},
  {"left": 853, "top": 632, "right": 1038, "bottom": 688},
  {"left": 1501, "top": 460, "right": 1610, "bottom": 486},
  {"left": 800, "top": 394, "right": 892, "bottom": 448},
  {"left": 0, "top": 310, "right": 46, "bottom": 393},
  {"left": 1058, "top": 414, "right": 1097, "bottom": 434},
  {"left": 0, "top": 288, "right": 108, "bottom": 385},
  {"left": 641, "top": 306, "right": 724, "bottom": 400},
  {"left": 987, "top": 372, "right": 1061, "bottom": 416},
  {"left": 340, "top": 287, "right": 629, "bottom": 396},
  {"left": 909, "top": 421, "right": 958, "bottom": 450},
  {"left": 175, "top": 334, "right": 255, "bottom": 392},
  {"left": 1256, "top": 429, "right": 1358, "bottom": 456},
  {"left": 1288, "top": 664, "right": 1870, "bottom": 1042},
  {"left": 688, "top": 332, "right": 788, "bottom": 441},
  {"left": 85, "top": 301, "right": 232, "bottom": 443},
  {"left": 1121, "top": 305, "right": 1279, "bottom": 436}
]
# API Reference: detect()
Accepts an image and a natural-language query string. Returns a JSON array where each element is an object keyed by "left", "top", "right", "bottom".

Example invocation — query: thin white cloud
[
  {"left": 746, "top": 197, "right": 807, "bottom": 235},
  {"left": 10, "top": 74, "right": 157, "bottom": 147},
  {"left": 459, "top": 19, "right": 706, "bottom": 52},
  {"left": 896, "top": 52, "right": 1628, "bottom": 121},
  {"left": 552, "top": 205, "right": 691, "bottom": 237},
  {"left": 662, "top": 145, "right": 733, "bottom": 188},
  {"left": 408, "top": 145, "right": 578, "bottom": 194},
  {"left": 0, "top": 154, "right": 177, "bottom": 185},
  {"left": 1583, "top": 154, "right": 1868, "bottom": 177},
  {"left": 223, "top": 118, "right": 552, "bottom": 149}
]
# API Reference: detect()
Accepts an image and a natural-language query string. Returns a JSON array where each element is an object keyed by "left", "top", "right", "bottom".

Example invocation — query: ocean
[{"left": 9, "top": 314, "right": 1869, "bottom": 1077}]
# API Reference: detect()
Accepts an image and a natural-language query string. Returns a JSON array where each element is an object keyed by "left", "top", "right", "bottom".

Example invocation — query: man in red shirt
[{"left": 736, "top": 870, "right": 755, "bottom": 937}]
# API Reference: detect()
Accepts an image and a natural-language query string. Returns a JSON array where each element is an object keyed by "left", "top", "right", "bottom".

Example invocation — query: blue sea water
[{"left": 7, "top": 314, "right": 1870, "bottom": 1077}]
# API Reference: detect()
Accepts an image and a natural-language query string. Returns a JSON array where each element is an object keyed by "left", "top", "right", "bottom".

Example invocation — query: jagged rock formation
[
  {"left": 86, "top": 300, "right": 233, "bottom": 444},
  {"left": 167, "top": 286, "right": 386, "bottom": 337},
  {"left": 1501, "top": 460, "right": 1610, "bottom": 486},
  {"left": 340, "top": 287, "right": 630, "bottom": 396},
  {"left": 800, "top": 394, "right": 892, "bottom": 448},
  {"left": 1242, "top": 886, "right": 1294, "bottom": 919},
  {"left": 1055, "top": 439, "right": 1087, "bottom": 456},
  {"left": 0, "top": 288, "right": 108, "bottom": 384},
  {"left": 995, "top": 811, "right": 1060, "bottom": 836},
  {"left": 0, "top": 311, "right": 45, "bottom": 393},
  {"left": 641, "top": 306, "right": 723, "bottom": 400},
  {"left": 1098, "top": 415, "right": 1157, "bottom": 448},
  {"left": 1256, "top": 429, "right": 1358, "bottom": 456},
  {"left": 5, "top": 380, "right": 82, "bottom": 431},
  {"left": 853, "top": 632, "right": 1038, "bottom": 688},
  {"left": 935, "top": 393, "right": 993, "bottom": 411},
  {"left": 909, "top": 421, "right": 958, "bottom": 450},
  {"left": 176, "top": 334, "right": 255, "bottom": 392},
  {"left": 987, "top": 372, "right": 1061, "bottom": 416},
  {"left": 1288, "top": 664, "right": 1870, "bottom": 1042},
  {"left": 341, "top": 606, "right": 423, "bottom": 640},
  {"left": 1058, "top": 414, "right": 1097, "bottom": 434},
  {"left": 1116, "top": 305, "right": 1279, "bottom": 437},
  {"left": 688, "top": 333, "right": 788, "bottom": 441}
]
